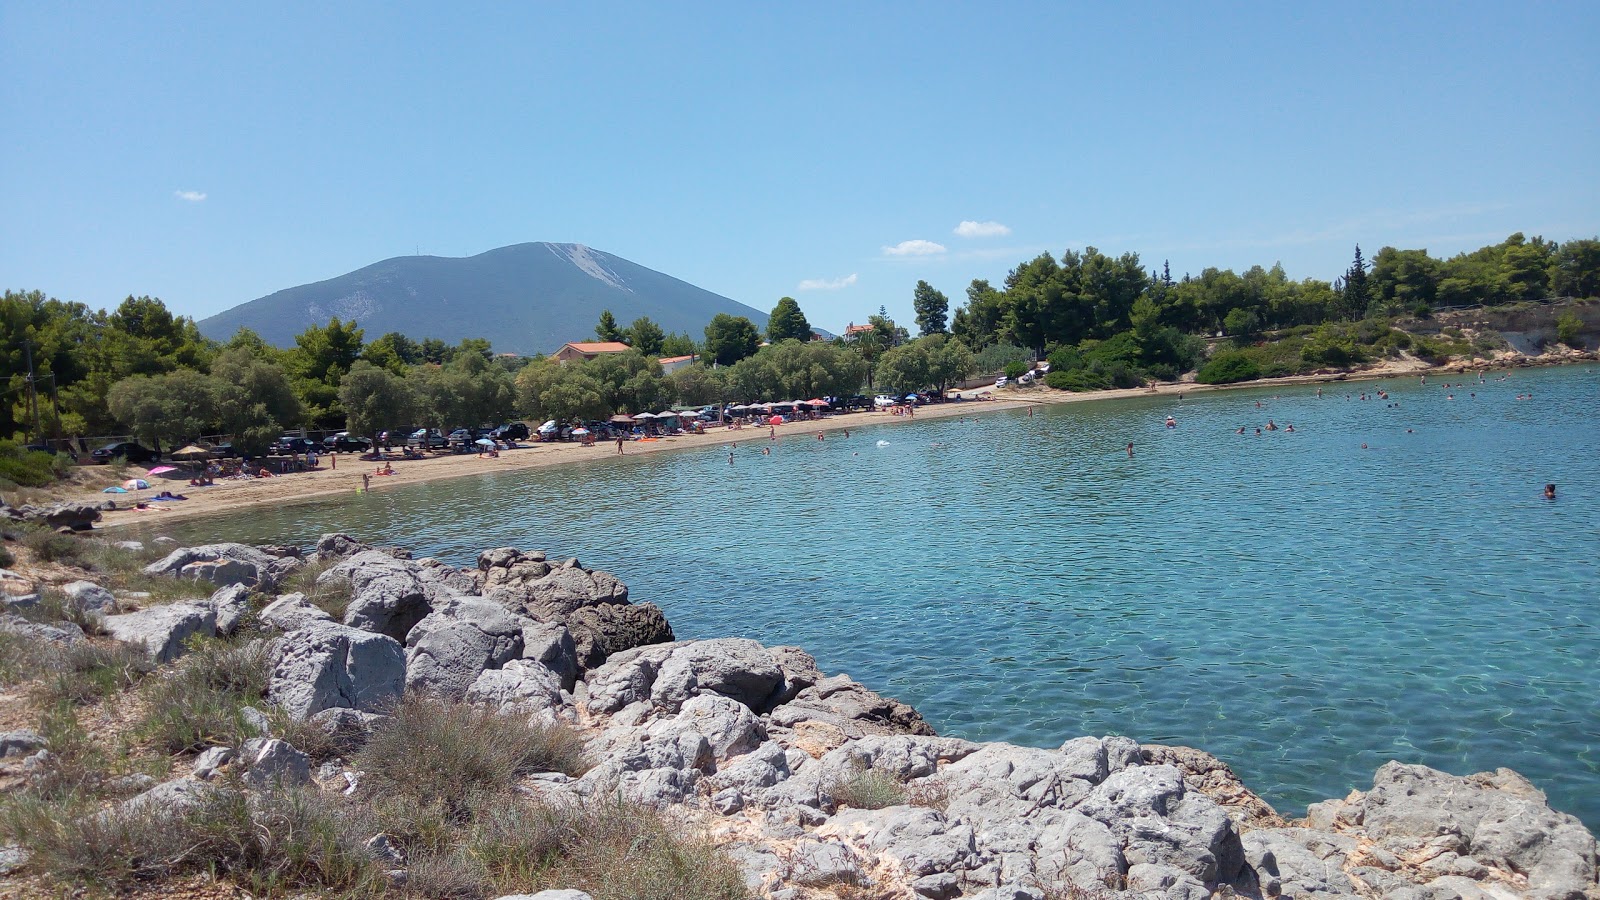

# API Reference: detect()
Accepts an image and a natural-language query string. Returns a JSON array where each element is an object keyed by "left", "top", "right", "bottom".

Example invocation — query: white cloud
[
  {"left": 881, "top": 239, "right": 947, "bottom": 257},
  {"left": 797, "top": 273, "right": 858, "bottom": 291},
  {"left": 955, "top": 220, "right": 1011, "bottom": 238},
  {"left": 174, "top": 190, "right": 207, "bottom": 202}
]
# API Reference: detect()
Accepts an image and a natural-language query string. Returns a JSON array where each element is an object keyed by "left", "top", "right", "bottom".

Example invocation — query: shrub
[
  {"left": 1143, "top": 363, "right": 1179, "bottom": 383},
  {"left": 1003, "top": 360, "right": 1030, "bottom": 379},
  {"left": 829, "top": 766, "right": 907, "bottom": 810},
  {"left": 542, "top": 800, "right": 749, "bottom": 900},
  {"left": 134, "top": 637, "right": 274, "bottom": 753},
  {"left": 1556, "top": 310, "right": 1583, "bottom": 346},
  {"left": 1044, "top": 369, "right": 1109, "bottom": 392},
  {"left": 31, "top": 639, "right": 156, "bottom": 707},
  {"left": 354, "top": 696, "right": 588, "bottom": 816},
  {"left": 1195, "top": 351, "right": 1261, "bottom": 384},
  {"left": 280, "top": 557, "right": 354, "bottom": 618},
  {"left": 20, "top": 527, "right": 87, "bottom": 566},
  {"left": 975, "top": 341, "right": 1031, "bottom": 374},
  {"left": 0, "top": 441, "right": 72, "bottom": 488}
]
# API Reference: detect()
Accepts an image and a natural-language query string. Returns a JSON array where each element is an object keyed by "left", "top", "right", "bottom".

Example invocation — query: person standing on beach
[
  {"left": 616, "top": 436, "right": 624, "bottom": 455},
  {"left": 361, "top": 473, "right": 370, "bottom": 492}
]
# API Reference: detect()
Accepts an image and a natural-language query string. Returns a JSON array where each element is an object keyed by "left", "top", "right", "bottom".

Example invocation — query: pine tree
[
  {"left": 912, "top": 280, "right": 950, "bottom": 335},
  {"left": 595, "top": 310, "right": 622, "bottom": 342},
  {"left": 1342, "top": 245, "right": 1371, "bottom": 320}
]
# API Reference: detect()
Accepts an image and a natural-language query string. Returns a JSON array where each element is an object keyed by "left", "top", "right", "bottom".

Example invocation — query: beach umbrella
[
  {"left": 608, "top": 415, "right": 635, "bottom": 424},
  {"left": 807, "top": 399, "right": 828, "bottom": 407},
  {"left": 170, "top": 444, "right": 211, "bottom": 460},
  {"left": 631, "top": 412, "right": 655, "bottom": 419},
  {"left": 123, "top": 478, "right": 150, "bottom": 490},
  {"left": 768, "top": 415, "right": 783, "bottom": 425},
  {"left": 474, "top": 437, "right": 494, "bottom": 447},
  {"left": 905, "top": 394, "right": 918, "bottom": 400},
  {"left": 147, "top": 465, "right": 177, "bottom": 475},
  {"left": 570, "top": 427, "right": 590, "bottom": 436},
  {"left": 102, "top": 486, "right": 127, "bottom": 493},
  {"left": 655, "top": 410, "right": 678, "bottom": 417}
]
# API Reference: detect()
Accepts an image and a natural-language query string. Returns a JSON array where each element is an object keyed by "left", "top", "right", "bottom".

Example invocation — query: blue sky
[{"left": 3, "top": 2, "right": 1596, "bottom": 339}]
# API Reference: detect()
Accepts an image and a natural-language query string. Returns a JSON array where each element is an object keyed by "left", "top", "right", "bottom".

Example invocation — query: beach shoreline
[{"left": 67, "top": 354, "right": 1585, "bottom": 531}]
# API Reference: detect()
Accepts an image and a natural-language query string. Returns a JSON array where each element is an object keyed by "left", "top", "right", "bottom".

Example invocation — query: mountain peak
[{"left": 198, "top": 243, "right": 766, "bottom": 355}]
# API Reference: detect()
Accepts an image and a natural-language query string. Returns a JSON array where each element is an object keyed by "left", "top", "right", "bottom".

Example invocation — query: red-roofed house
[
  {"left": 658, "top": 354, "right": 699, "bottom": 374},
  {"left": 553, "top": 341, "right": 632, "bottom": 363},
  {"left": 842, "top": 323, "right": 876, "bottom": 342}
]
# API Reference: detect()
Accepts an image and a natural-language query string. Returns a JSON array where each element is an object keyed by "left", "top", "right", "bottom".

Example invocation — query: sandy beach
[{"left": 64, "top": 353, "right": 1545, "bottom": 531}]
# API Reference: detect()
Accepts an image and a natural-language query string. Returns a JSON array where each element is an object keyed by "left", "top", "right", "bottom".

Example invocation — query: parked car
[
  {"left": 271, "top": 436, "right": 318, "bottom": 455},
  {"left": 91, "top": 441, "right": 159, "bottom": 463},
  {"left": 407, "top": 428, "right": 447, "bottom": 449},
  {"left": 446, "top": 427, "right": 483, "bottom": 445},
  {"left": 491, "top": 422, "right": 530, "bottom": 442},
  {"left": 22, "top": 444, "right": 57, "bottom": 455},
  {"left": 873, "top": 395, "right": 898, "bottom": 409},
  {"left": 324, "top": 434, "right": 372, "bottom": 453},
  {"left": 994, "top": 376, "right": 1008, "bottom": 388}
]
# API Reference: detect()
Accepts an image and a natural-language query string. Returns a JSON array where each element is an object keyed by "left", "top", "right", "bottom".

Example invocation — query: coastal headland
[{"left": 0, "top": 532, "right": 1594, "bottom": 898}]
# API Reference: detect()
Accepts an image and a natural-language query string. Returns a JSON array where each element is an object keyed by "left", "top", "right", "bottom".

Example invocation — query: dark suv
[
  {"left": 491, "top": 422, "right": 530, "bottom": 441},
  {"left": 91, "top": 441, "right": 159, "bottom": 464},
  {"left": 324, "top": 434, "right": 372, "bottom": 453}
]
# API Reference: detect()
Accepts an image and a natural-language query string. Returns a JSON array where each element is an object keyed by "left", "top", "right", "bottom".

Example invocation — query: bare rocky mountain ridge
[{"left": 196, "top": 242, "right": 770, "bottom": 356}]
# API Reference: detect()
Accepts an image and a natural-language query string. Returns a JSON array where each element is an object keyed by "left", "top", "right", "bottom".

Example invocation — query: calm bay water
[{"left": 163, "top": 365, "right": 1600, "bottom": 828}]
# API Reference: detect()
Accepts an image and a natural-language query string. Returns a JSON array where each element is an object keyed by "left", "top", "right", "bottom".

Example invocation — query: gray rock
[
  {"left": 911, "top": 872, "right": 960, "bottom": 899},
  {"left": 102, "top": 601, "right": 217, "bottom": 663},
  {"left": 8, "top": 501, "right": 101, "bottom": 530},
  {"left": 208, "top": 583, "right": 252, "bottom": 636},
  {"left": 822, "top": 806, "right": 976, "bottom": 878},
  {"left": 0, "top": 613, "right": 83, "bottom": 644},
  {"left": 1242, "top": 828, "right": 1360, "bottom": 898},
  {"left": 486, "top": 558, "right": 628, "bottom": 619},
  {"left": 242, "top": 738, "right": 311, "bottom": 788},
  {"left": 307, "top": 706, "right": 386, "bottom": 749},
  {"left": 62, "top": 580, "right": 118, "bottom": 615},
  {"left": 241, "top": 706, "right": 272, "bottom": 736},
  {"left": 315, "top": 533, "right": 370, "bottom": 559},
  {"left": 521, "top": 622, "right": 580, "bottom": 691},
  {"left": 712, "top": 787, "right": 745, "bottom": 815},
  {"left": 1077, "top": 764, "right": 1245, "bottom": 887},
  {"left": 143, "top": 542, "right": 286, "bottom": 589},
  {"left": 192, "top": 746, "right": 235, "bottom": 780},
  {"left": 713, "top": 740, "right": 793, "bottom": 796},
  {"left": 465, "top": 659, "right": 567, "bottom": 714},
  {"left": 268, "top": 620, "right": 405, "bottom": 719},
  {"left": 0, "top": 844, "right": 28, "bottom": 876},
  {"left": 260, "top": 593, "right": 334, "bottom": 632},
  {"left": 0, "top": 729, "right": 46, "bottom": 759},
  {"left": 404, "top": 596, "right": 528, "bottom": 699},
  {"left": 113, "top": 540, "right": 145, "bottom": 552},
  {"left": 118, "top": 777, "right": 215, "bottom": 817},
  {"left": 564, "top": 600, "right": 673, "bottom": 667},
  {"left": 1355, "top": 762, "right": 1598, "bottom": 899},
  {"left": 652, "top": 693, "right": 764, "bottom": 761},
  {"left": 327, "top": 550, "right": 446, "bottom": 641},
  {"left": 787, "top": 838, "right": 865, "bottom": 886},
  {"left": 364, "top": 832, "right": 405, "bottom": 865},
  {"left": 769, "top": 673, "right": 936, "bottom": 742}
]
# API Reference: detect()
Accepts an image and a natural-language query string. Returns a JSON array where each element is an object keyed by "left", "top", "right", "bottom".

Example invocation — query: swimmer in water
[
  {"left": 1285, "top": 424, "right": 1295, "bottom": 432},
  {"left": 1545, "top": 483, "right": 1556, "bottom": 499},
  {"left": 1165, "top": 416, "right": 1176, "bottom": 428},
  {"left": 1236, "top": 426, "right": 1246, "bottom": 434}
]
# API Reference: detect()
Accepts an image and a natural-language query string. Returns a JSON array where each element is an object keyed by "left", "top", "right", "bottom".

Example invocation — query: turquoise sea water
[{"left": 163, "top": 365, "right": 1600, "bottom": 828}]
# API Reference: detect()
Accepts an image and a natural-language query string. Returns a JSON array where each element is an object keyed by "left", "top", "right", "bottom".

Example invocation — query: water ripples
[{"left": 165, "top": 366, "right": 1600, "bottom": 828}]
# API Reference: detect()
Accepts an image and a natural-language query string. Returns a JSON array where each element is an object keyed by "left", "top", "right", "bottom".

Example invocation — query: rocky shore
[{"left": 1, "top": 534, "right": 1596, "bottom": 900}]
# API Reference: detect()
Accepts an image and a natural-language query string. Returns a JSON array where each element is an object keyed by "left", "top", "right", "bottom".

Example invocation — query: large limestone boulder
[
  {"left": 404, "top": 597, "right": 528, "bottom": 699},
  {"left": 322, "top": 550, "right": 455, "bottom": 642},
  {"left": 62, "top": 581, "right": 118, "bottom": 616},
  {"left": 583, "top": 638, "right": 785, "bottom": 717},
  {"left": 143, "top": 543, "right": 292, "bottom": 590},
  {"left": 102, "top": 601, "right": 217, "bottom": 663},
  {"left": 268, "top": 621, "right": 405, "bottom": 719},
  {"left": 564, "top": 601, "right": 673, "bottom": 668},
  {"left": 259, "top": 593, "right": 334, "bottom": 632}
]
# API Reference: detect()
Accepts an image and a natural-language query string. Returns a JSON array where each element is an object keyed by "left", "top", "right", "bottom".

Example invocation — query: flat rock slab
[{"left": 102, "top": 602, "right": 216, "bottom": 663}]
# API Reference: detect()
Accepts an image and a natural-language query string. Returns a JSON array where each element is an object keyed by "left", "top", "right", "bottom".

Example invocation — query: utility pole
[{"left": 22, "top": 339, "right": 42, "bottom": 445}]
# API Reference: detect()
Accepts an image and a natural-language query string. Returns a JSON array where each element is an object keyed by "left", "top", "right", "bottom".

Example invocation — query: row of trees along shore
[{"left": 3, "top": 233, "right": 1596, "bottom": 452}]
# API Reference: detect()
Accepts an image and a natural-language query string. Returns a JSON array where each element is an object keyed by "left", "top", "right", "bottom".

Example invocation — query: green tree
[
  {"left": 106, "top": 369, "right": 220, "bottom": 450},
  {"left": 1223, "top": 308, "right": 1260, "bottom": 340},
  {"left": 1551, "top": 238, "right": 1600, "bottom": 299},
  {"left": 660, "top": 332, "right": 698, "bottom": 357},
  {"left": 287, "top": 318, "right": 364, "bottom": 426},
  {"left": 338, "top": 360, "right": 416, "bottom": 445},
  {"left": 514, "top": 358, "right": 610, "bottom": 423},
  {"left": 766, "top": 297, "right": 811, "bottom": 343},
  {"left": 666, "top": 364, "right": 728, "bottom": 406},
  {"left": 703, "top": 314, "right": 761, "bottom": 366},
  {"left": 913, "top": 280, "right": 949, "bottom": 336},
  {"left": 624, "top": 317, "right": 666, "bottom": 356},
  {"left": 211, "top": 347, "right": 302, "bottom": 456},
  {"left": 595, "top": 310, "right": 623, "bottom": 342},
  {"left": 1339, "top": 245, "right": 1372, "bottom": 320},
  {"left": 363, "top": 332, "right": 421, "bottom": 374},
  {"left": 924, "top": 334, "right": 976, "bottom": 394}
]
